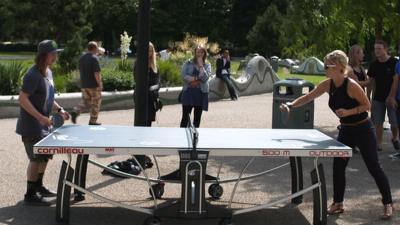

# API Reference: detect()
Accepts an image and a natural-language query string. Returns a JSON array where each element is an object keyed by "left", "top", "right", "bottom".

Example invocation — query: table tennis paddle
[{"left": 51, "top": 113, "right": 65, "bottom": 129}]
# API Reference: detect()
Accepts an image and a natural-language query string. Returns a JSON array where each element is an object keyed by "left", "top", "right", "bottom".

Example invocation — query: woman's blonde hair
[
  {"left": 348, "top": 45, "right": 363, "bottom": 67},
  {"left": 149, "top": 42, "right": 157, "bottom": 72},
  {"left": 324, "top": 50, "right": 349, "bottom": 74}
]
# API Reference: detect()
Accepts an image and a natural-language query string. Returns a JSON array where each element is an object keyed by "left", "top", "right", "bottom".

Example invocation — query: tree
[
  {"left": 7, "top": 0, "right": 92, "bottom": 72},
  {"left": 89, "top": 0, "right": 139, "bottom": 52},
  {"left": 246, "top": 1, "right": 289, "bottom": 56}
]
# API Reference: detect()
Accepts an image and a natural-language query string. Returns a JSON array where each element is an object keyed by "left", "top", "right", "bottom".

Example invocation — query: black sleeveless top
[
  {"left": 328, "top": 78, "right": 368, "bottom": 124},
  {"left": 352, "top": 67, "right": 366, "bottom": 81}
]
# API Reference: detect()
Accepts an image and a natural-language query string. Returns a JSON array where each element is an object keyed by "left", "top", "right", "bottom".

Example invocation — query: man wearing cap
[
  {"left": 70, "top": 41, "right": 103, "bottom": 125},
  {"left": 16, "top": 40, "right": 70, "bottom": 205}
]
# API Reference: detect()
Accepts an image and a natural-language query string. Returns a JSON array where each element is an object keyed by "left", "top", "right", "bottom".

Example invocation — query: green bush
[
  {"left": 102, "top": 68, "right": 134, "bottom": 91},
  {"left": 53, "top": 71, "right": 81, "bottom": 93},
  {"left": 116, "top": 59, "right": 134, "bottom": 72},
  {"left": 158, "top": 60, "right": 182, "bottom": 87},
  {"left": 0, "top": 61, "right": 28, "bottom": 95}
]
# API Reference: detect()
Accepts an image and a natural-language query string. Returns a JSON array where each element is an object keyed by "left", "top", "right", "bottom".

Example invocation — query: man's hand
[
  {"left": 38, "top": 115, "right": 52, "bottom": 127},
  {"left": 59, "top": 109, "right": 70, "bottom": 120},
  {"left": 386, "top": 97, "right": 398, "bottom": 109}
]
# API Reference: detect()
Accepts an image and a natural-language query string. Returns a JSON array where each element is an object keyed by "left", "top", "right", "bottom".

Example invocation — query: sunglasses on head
[{"left": 324, "top": 64, "right": 336, "bottom": 70}]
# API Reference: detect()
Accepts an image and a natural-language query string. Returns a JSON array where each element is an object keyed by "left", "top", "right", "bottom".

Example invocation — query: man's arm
[
  {"left": 95, "top": 72, "right": 103, "bottom": 90},
  {"left": 19, "top": 91, "right": 51, "bottom": 126}
]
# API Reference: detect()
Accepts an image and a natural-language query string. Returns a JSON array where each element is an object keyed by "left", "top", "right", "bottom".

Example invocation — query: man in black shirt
[
  {"left": 71, "top": 41, "right": 103, "bottom": 125},
  {"left": 368, "top": 40, "right": 399, "bottom": 151}
]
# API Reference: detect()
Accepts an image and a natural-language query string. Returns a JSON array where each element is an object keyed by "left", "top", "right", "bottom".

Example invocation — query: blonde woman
[
  {"left": 180, "top": 45, "right": 211, "bottom": 128},
  {"left": 146, "top": 42, "right": 161, "bottom": 126},
  {"left": 280, "top": 50, "right": 393, "bottom": 220},
  {"left": 348, "top": 45, "right": 369, "bottom": 91}
]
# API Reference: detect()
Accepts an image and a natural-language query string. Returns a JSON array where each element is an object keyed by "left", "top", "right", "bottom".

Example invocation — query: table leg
[
  {"left": 73, "top": 154, "right": 89, "bottom": 201},
  {"left": 56, "top": 160, "right": 74, "bottom": 224},
  {"left": 311, "top": 158, "right": 327, "bottom": 225},
  {"left": 290, "top": 157, "right": 303, "bottom": 204}
]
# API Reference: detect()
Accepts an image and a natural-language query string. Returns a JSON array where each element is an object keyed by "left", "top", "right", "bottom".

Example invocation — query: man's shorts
[
  {"left": 22, "top": 136, "right": 52, "bottom": 162},
  {"left": 371, "top": 100, "right": 398, "bottom": 126}
]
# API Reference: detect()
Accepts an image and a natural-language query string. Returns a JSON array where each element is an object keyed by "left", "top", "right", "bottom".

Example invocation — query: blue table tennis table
[{"left": 34, "top": 125, "right": 351, "bottom": 225}]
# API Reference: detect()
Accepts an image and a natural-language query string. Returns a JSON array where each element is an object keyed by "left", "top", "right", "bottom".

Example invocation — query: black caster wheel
[
  {"left": 149, "top": 182, "right": 165, "bottom": 199},
  {"left": 143, "top": 216, "right": 162, "bottom": 225},
  {"left": 219, "top": 218, "right": 234, "bottom": 225},
  {"left": 208, "top": 183, "right": 223, "bottom": 199},
  {"left": 145, "top": 156, "right": 154, "bottom": 169}
]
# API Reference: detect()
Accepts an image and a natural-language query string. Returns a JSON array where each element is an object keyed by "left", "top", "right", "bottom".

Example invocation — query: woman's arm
[
  {"left": 181, "top": 62, "right": 195, "bottom": 83},
  {"left": 198, "top": 63, "right": 211, "bottom": 82},
  {"left": 285, "top": 79, "right": 331, "bottom": 108}
]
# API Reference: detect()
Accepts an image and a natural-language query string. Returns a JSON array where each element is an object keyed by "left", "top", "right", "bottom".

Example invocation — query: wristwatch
[
  {"left": 58, "top": 107, "right": 64, "bottom": 113},
  {"left": 285, "top": 102, "right": 293, "bottom": 109}
]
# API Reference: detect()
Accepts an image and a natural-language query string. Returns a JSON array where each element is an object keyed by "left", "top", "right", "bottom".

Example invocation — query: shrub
[
  {"left": 116, "top": 59, "right": 134, "bottom": 72},
  {"left": 158, "top": 60, "right": 182, "bottom": 87},
  {"left": 0, "top": 61, "right": 28, "bottom": 95},
  {"left": 102, "top": 68, "right": 134, "bottom": 91}
]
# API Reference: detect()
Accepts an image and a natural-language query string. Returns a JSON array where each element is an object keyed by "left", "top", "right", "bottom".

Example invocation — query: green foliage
[
  {"left": 0, "top": 61, "right": 28, "bottom": 95},
  {"left": 53, "top": 71, "right": 81, "bottom": 93},
  {"left": 102, "top": 68, "right": 134, "bottom": 91},
  {"left": 158, "top": 60, "right": 182, "bottom": 87},
  {"left": 116, "top": 59, "right": 134, "bottom": 72}
]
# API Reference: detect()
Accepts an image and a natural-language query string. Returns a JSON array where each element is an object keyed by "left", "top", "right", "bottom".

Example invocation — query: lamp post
[{"left": 134, "top": 0, "right": 151, "bottom": 126}]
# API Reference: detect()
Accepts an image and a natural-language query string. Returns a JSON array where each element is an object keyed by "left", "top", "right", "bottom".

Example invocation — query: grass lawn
[{"left": 276, "top": 68, "right": 325, "bottom": 86}]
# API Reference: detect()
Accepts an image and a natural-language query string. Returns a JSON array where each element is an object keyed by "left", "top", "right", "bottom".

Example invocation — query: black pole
[{"left": 134, "top": 0, "right": 150, "bottom": 126}]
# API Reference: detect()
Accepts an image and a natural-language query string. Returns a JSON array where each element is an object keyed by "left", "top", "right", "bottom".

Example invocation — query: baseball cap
[{"left": 37, "top": 40, "right": 64, "bottom": 54}]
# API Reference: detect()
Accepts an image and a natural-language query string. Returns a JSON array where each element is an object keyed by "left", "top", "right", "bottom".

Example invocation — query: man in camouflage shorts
[{"left": 71, "top": 41, "right": 103, "bottom": 125}]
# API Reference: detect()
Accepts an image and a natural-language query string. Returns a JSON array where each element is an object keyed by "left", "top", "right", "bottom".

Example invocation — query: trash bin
[
  {"left": 270, "top": 56, "right": 279, "bottom": 72},
  {"left": 272, "top": 78, "right": 314, "bottom": 129}
]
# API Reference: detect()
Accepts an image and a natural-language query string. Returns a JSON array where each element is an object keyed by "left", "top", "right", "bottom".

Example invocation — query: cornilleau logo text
[{"left": 37, "top": 147, "right": 84, "bottom": 154}]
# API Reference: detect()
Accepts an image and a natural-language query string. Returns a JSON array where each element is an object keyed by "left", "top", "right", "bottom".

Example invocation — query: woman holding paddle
[{"left": 280, "top": 50, "right": 393, "bottom": 220}]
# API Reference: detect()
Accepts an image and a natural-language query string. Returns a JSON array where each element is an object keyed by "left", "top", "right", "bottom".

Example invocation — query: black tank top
[
  {"left": 352, "top": 67, "right": 366, "bottom": 81},
  {"left": 328, "top": 78, "right": 368, "bottom": 124}
]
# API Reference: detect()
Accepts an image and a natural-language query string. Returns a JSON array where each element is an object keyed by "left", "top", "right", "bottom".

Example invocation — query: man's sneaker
[
  {"left": 389, "top": 152, "right": 400, "bottom": 160},
  {"left": 24, "top": 193, "right": 51, "bottom": 206},
  {"left": 37, "top": 186, "right": 57, "bottom": 197},
  {"left": 392, "top": 140, "right": 400, "bottom": 150},
  {"left": 70, "top": 110, "right": 79, "bottom": 124},
  {"left": 89, "top": 122, "right": 102, "bottom": 125}
]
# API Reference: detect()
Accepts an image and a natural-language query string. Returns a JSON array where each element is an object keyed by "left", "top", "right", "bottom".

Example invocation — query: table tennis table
[{"left": 34, "top": 124, "right": 351, "bottom": 225}]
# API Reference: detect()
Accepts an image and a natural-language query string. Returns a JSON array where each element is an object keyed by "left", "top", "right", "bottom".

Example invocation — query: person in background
[
  {"left": 390, "top": 60, "right": 400, "bottom": 159},
  {"left": 367, "top": 40, "right": 399, "bottom": 152},
  {"left": 70, "top": 41, "right": 103, "bottom": 125},
  {"left": 216, "top": 49, "right": 238, "bottom": 100},
  {"left": 159, "top": 47, "right": 172, "bottom": 61},
  {"left": 16, "top": 40, "right": 70, "bottom": 205},
  {"left": 347, "top": 45, "right": 369, "bottom": 92},
  {"left": 281, "top": 50, "right": 393, "bottom": 220},
  {"left": 180, "top": 45, "right": 211, "bottom": 128}
]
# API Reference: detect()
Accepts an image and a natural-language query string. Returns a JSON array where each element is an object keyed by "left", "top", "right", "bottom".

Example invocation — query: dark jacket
[{"left": 216, "top": 57, "right": 231, "bottom": 78}]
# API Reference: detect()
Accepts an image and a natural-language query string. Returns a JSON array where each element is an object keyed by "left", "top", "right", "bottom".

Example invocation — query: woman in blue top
[{"left": 180, "top": 45, "right": 211, "bottom": 128}]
